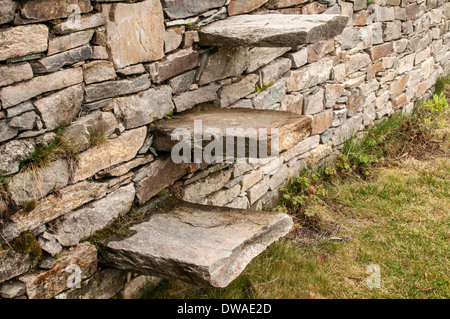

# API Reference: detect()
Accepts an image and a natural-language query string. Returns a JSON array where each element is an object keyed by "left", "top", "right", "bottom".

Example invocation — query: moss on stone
[{"left": 11, "top": 232, "right": 42, "bottom": 262}]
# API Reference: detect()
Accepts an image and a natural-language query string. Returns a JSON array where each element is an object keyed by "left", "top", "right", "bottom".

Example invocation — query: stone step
[
  {"left": 100, "top": 198, "right": 293, "bottom": 288},
  {"left": 198, "top": 14, "right": 348, "bottom": 47},
  {"left": 150, "top": 107, "right": 312, "bottom": 158}
]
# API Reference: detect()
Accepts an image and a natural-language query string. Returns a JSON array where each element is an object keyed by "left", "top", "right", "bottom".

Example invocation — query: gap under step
[
  {"left": 100, "top": 198, "right": 293, "bottom": 288},
  {"left": 150, "top": 107, "right": 312, "bottom": 158},
  {"left": 198, "top": 14, "right": 349, "bottom": 47}
]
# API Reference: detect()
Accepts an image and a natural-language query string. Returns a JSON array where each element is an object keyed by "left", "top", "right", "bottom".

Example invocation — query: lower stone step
[{"left": 100, "top": 198, "right": 293, "bottom": 288}]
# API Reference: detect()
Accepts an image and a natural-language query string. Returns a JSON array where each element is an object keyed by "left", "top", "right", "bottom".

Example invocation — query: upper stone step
[
  {"left": 100, "top": 198, "right": 293, "bottom": 288},
  {"left": 198, "top": 14, "right": 349, "bottom": 47},
  {"left": 150, "top": 107, "right": 312, "bottom": 158}
]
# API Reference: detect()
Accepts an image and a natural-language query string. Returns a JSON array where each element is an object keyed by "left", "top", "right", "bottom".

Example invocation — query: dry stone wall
[{"left": 0, "top": 0, "right": 449, "bottom": 299}]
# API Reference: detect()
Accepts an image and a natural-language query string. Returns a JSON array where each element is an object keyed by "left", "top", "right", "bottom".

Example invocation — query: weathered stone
[
  {"left": 92, "top": 46, "right": 109, "bottom": 60},
  {"left": 116, "top": 64, "right": 146, "bottom": 77},
  {"left": 307, "top": 39, "right": 335, "bottom": 63},
  {"left": 114, "top": 86, "right": 174, "bottom": 129},
  {"left": 0, "top": 249, "right": 33, "bottom": 284},
  {"left": 390, "top": 75, "right": 409, "bottom": 97},
  {"left": 72, "top": 127, "right": 147, "bottom": 183},
  {"left": 247, "top": 175, "right": 270, "bottom": 205},
  {"left": 331, "top": 113, "right": 363, "bottom": 146},
  {"left": 325, "top": 84, "right": 345, "bottom": 108},
  {"left": 346, "top": 88, "right": 364, "bottom": 117},
  {"left": 0, "top": 140, "right": 35, "bottom": 175},
  {"left": 0, "top": 122, "right": 19, "bottom": 142},
  {"left": 383, "top": 21, "right": 402, "bottom": 42},
  {"left": 56, "top": 268, "right": 127, "bottom": 299},
  {"left": 312, "top": 109, "right": 333, "bottom": 135},
  {"left": 133, "top": 156, "right": 189, "bottom": 205},
  {"left": 199, "top": 14, "right": 348, "bottom": 47},
  {"left": 20, "top": 0, "right": 92, "bottom": 22},
  {"left": 345, "top": 52, "right": 371, "bottom": 75},
  {"left": 281, "top": 93, "right": 303, "bottom": 114},
  {"left": 241, "top": 169, "right": 263, "bottom": 193},
  {"left": 101, "top": 198, "right": 293, "bottom": 287},
  {"left": 0, "top": 0, "right": 16, "bottom": 25},
  {"left": 0, "top": 68, "right": 83, "bottom": 109},
  {"left": 146, "top": 48, "right": 200, "bottom": 84},
  {"left": 19, "top": 242, "right": 97, "bottom": 299},
  {"left": 415, "top": 47, "right": 431, "bottom": 65},
  {"left": 161, "top": 0, "right": 226, "bottom": 19},
  {"left": 151, "top": 108, "right": 312, "bottom": 156},
  {"left": 49, "top": 184, "right": 135, "bottom": 247},
  {"left": 219, "top": 74, "right": 259, "bottom": 107},
  {"left": 206, "top": 184, "right": 241, "bottom": 206},
  {"left": 165, "top": 26, "right": 185, "bottom": 53},
  {"left": 284, "top": 58, "right": 332, "bottom": 92},
  {"left": 169, "top": 70, "right": 197, "bottom": 95},
  {"left": 229, "top": 0, "right": 268, "bottom": 16},
  {"left": 82, "top": 61, "right": 116, "bottom": 85},
  {"left": 392, "top": 93, "right": 407, "bottom": 109},
  {"left": 0, "top": 280, "right": 26, "bottom": 299},
  {"left": 173, "top": 85, "right": 220, "bottom": 112},
  {"left": 37, "top": 232, "right": 62, "bottom": 257},
  {"left": 421, "top": 57, "right": 435, "bottom": 80},
  {"left": 368, "top": 42, "right": 393, "bottom": 61},
  {"left": 8, "top": 111, "right": 38, "bottom": 131},
  {"left": 33, "top": 84, "right": 84, "bottom": 131},
  {"left": 0, "top": 63, "right": 33, "bottom": 88},
  {"left": 0, "top": 25, "right": 48, "bottom": 62},
  {"left": 84, "top": 74, "right": 151, "bottom": 103},
  {"left": 122, "top": 276, "right": 161, "bottom": 299},
  {"left": 102, "top": 0, "right": 165, "bottom": 69},
  {"left": 252, "top": 79, "right": 286, "bottom": 110},
  {"left": 47, "top": 30, "right": 94, "bottom": 56},
  {"left": 5, "top": 102, "right": 34, "bottom": 119},
  {"left": 247, "top": 47, "right": 290, "bottom": 73},
  {"left": 229, "top": 99, "right": 253, "bottom": 109},
  {"left": 336, "top": 25, "right": 373, "bottom": 50},
  {"left": 53, "top": 13, "right": 106, "bottom": 35},
  {"left": 303, "top": 88, "right": 324, "bottom": 115},
  {"left": 182, "top": 170, "right": 232, "bottom": 203},
  {"left": 198, "top": 47, "right": 249, "bottom": 86},
  {"left": 9, "top": 159, "right": 70, "bottom": 206},
  {"left": 286, "top": 47, "right": 308, "bottom": 69},
  {"left": 266, "top": 0, "right": 309, "bottom": 9},
  {"left": 259, "top": 58, "right": 292, "bottom": 87},
  {"left": 98, "top": 155, "right": 154, "bottom": 178}
]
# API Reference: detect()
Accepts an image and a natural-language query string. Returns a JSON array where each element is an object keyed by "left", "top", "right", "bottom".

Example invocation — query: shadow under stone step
[
  {"left": 198, "top": 14, "right": 349, "bottom": 47},
  {"left": 100, "top": 198, "right": 293, "bottom": 288},
  {"left": 150, "top": 108, "right": 312, "bottom": 159}
]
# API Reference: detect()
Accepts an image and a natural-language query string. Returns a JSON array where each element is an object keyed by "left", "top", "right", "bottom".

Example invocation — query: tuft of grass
[{"left": 254, "top": 81, "right": 274, "bottom": 93}]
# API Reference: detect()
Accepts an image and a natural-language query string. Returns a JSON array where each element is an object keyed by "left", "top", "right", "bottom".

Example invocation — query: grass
[{"left": 140, "top": 88, "right": 450, "bottom": 299}]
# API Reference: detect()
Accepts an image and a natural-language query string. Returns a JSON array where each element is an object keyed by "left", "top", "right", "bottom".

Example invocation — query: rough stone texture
[
  {"left": 173, "top": 85, "right": 220, "bottom": 112},
  {"left": 0, "top": 68, "right": 83, "bottom": 108},
  {"left": 161, "top": 0, "right": 226, "bottom": 19},
  {"left": 0, "top": 63, "right": 34, "bottom": 88},
  {"left": 84, "top": 74, "right": 151, "bottom": 103},
  {"left": 116, "top": 64, "right": 146, "bottom": 77},
  {"left": 47, "top": 30, "right": 94, "bottom": 56},
  {"left": 0, "top": 119, "right": 18, "bottom": 142},
  {"left": 206, "top": 184, "right": 241, "bottom": 206},
  {"left": 252, "top": 79, "right": 286, "bottom": 110},
  {"left": 312, "top": 109, "right": 333, "bottom": 134},
  {"left": 199, "top": 14, "right": 348, "bottom": 47},
  {"left": 82, "top": 61, "right": 116, "bottom": 85},
  {"left": 368, "top": 42, "right": 394, "bottom": 60},
  {"left": 286, "top": 47, "right": 308, "bottom": 69},
  {"left": 114, "top": 86, "right": 174, "bottom": 129},
  {"left": 182, "top": 170, "right": 232, "bottom": 203},
  {"left": 102, "top": 0, "right": 165, "bottom": 69},
  {"left": 219, "top": 74, "right": 259, "bottom": 107},
  {"left": 303, "top": 88, "right": 324, "bottom": 115},
  {"left": 5, "top": 102, "right": 35, "bottom": 119},
  {"left": 281, "top": 93, "right": 303, "bottom": 114},
  {"left": 56, "top": 268, "right": 127, "bottom": 299},
  {"left": 284, "top": 58, "right": 332, "bottom": 92},
  {"left": 152, "top": 108, "right": 312, "bottom": 155},
  {"left": 259, "top": 58, "right": 292, "bottom": 86},
  {"left": 3, "top": 181, "right": 110, "bottom": 241},
  {"left": 228, "top": 0, "right": 268, "bottom": 16},
  {"left": 98, "top": 155, "right": 154, "bottom": 178},
  {"left": 20, "top": 0, "right": 92, "bottom": 22},
  {"left": 165, "top": 26, "right": 185, "bottom": 53},
  {"left": 101, "top": 198, "right": 293, "bottom": 288},
  {"left": 72, "top": 127, "right": 147, "bottom": 183},
  {"left": 34, "top": 84, "right": 84, "bottom": 130},
  {"left": 307, "top": 39, "right": 335, "bottom": 63},
  {"left": 133, "top": 156, "right": 189, "bottom": 205},
  {"left": 38, "top": 232, "right": 62, "bottom": 257},
  {"left": 19, "top": 242, "right": 97, "bottom": 299},
  {"left": 121, "top": 276, "right": 162, "bottom": 299},
  {"left": 53, "top": 13, "right": 106, "bottom": 35},
  {"left": 0, "top": 139, "right": 35, "bottom": 175},
  {"left": 0, "top": 24, "right": 48, "bottom": 62},
  {"left": 49, "top": 184, "right": 135, "bottom": 247},
  {"left": 9, "top": 159, "right": 70, "bottom": 206},
  {"left": 0, "top": 249, "right": 34, "bottom": 284},
  {"left": 146, "top": 48, "right": 200, "bottom": 84},
  {"left": 169, "top": 70, "right": 197, "bottom": 95},
  {"left": 0, "top": 280, "right": 26, "bottom": 299},
  {"left": 266, "top": 0, "right": 308, "bottom": 9},
  {"left": 336, "top": 26, "right": 373, "bottom": 50},
  {"left": 332, "top": 113, "right": 363, "bottom": 146},
  {"left": 198, "top": 46, "right": 249, "bottom": 85},
  {"left": 0, "top": 0, "right": 17, "bottom": 25},
  {"left": 246, "top": 47, "right": 290, "bottom": 73}
]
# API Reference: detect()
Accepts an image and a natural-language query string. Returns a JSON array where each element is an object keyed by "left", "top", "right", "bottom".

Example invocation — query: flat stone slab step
[
  {"left": 150, "top": 107, "right": 312, "bottom": 158},
  {"left": 101, "top": 198, "right": 293, "bottom": 288},
  {"left": 198, "top": 14, "right": 348, "bottom": 47}
]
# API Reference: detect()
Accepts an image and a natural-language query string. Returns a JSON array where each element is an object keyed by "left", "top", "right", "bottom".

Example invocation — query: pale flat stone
[
  {"left": 0, "top": 68, "right": 83, "bottom": 108},
  {"left": 246, "top": 47, "right": 291, "bottom": 73},
  {"left": 219, "top": 74, "right": 259, "bottom": 107},
  {"left": 20, "top": 0, "right": 92, "bottom": 22},
  {"left": 161, "top": 0, "right": 226, "bottom": 19},
  {"left": 0, "top": 139, "right": 35, "bottom": 175},
  {"left": 0, "top": 0, "right": 17, "bottom": 25},
  {"left": 199, "top": 14, "right": 348, "bottom": 47},
  {"left": 101, "top": 198, "right": 293, "bottom": 288},
  {"left": 102, "top": 0, "right": 165, "bottom": 69},
  {"left": 0, "top": 63, "right": 33, "bottom": 87},
  {"left": 0, "top": 24, "right": 48, "bottom": 62},
  {"left": 47, "top": 30, "right": 94, "bottom": 56},
  {"left": 173, "top": 85, "right": 220, "bottom": 112},
  {"left": 228, "top": 0, "right": 268, "bottom": 16},
  {"left": 82, "top": 61, "right": 116, "bottom": 85},
  {"left": 72, "top": 127, "right": 147, "bottom": 183},
  {"left": 0, "top": 249, "right": 34, "bottom": 284},
  {"left": 53, "top": 13, "right": 106, "bottom": 35}
]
